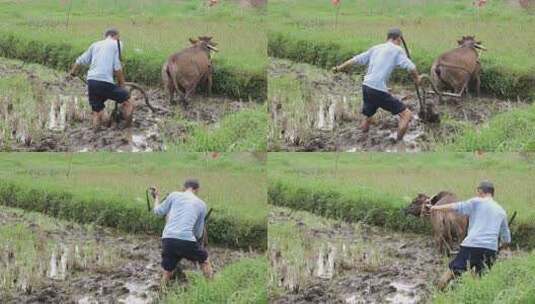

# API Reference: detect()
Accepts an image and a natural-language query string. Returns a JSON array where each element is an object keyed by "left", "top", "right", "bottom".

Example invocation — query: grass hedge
[
  {"left": 0, "top": 32, "right": 266, "bottom": 101},
  {"left": 268, "top": 178, "right": 430, "bottom": 234},
  {"left": 268, "top": 178, "right": 535, "bottom": 250},
  {"left": 0, "top": 180, "right": 267, "bottom": 251},
  {"left": 268, "top": 32, "right": 535, "bottom": 100}
]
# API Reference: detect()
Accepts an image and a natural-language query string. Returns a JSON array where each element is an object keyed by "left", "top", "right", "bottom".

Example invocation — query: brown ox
[
  {"left": 431, "top": 36, "right": 486, "bottom": 98},
  {"left": 162, "top": 36, "right": 218, "bottom": 107},
  {"left": 406, "top": 191, "right": 468, "bottom": 254}
]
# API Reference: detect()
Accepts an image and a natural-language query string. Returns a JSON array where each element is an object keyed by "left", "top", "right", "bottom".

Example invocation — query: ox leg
[
  {"left": 475, "top": 74, "right": 481, "bottom": 98},
  {"left": 168, "top": 85, "right": 176, "bottom": 105},
  {"left": 207, "top": 72, "right": 213, "bottom": 97}
]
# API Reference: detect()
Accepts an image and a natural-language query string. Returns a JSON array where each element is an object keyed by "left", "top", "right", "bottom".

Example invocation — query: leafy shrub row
[
  {"left": 0, "top": 180, "right": 266, "bottom": 250},
  {"left": 268, "top": 32, "right": 535, "bottom": 100},
  {"left": 0, "top": 32, "right": 266, "bottom": 101},
  {"left": 268, "top": 178, "right": 535, "bottom": 250}
]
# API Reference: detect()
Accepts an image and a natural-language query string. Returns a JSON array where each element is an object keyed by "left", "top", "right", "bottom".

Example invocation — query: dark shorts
[
  {"left": 87, "top": 79, "right": 129, "bottom": 112},
  {"left": 449, "top": 246, "right": 497, "bottom": 276},
  {"left": 362, "top": 85, "right": 406, "bottom": 117},
  {"left": 161, "top": 238, "right": 208, "bottom": 272}
]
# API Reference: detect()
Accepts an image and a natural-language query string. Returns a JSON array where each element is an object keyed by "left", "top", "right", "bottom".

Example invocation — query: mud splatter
[{"left": 269, "top": 58, "right": 528, "bottom": 152}]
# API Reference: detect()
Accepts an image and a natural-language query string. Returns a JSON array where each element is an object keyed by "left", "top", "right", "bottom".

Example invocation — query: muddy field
[
  {"left": 0, "top": 206, "right": 258, "bottom": 304},
  {"left": 269, "top": 207, "right": 522, "bottom": 304},
  {"left": 0, "top": 58, "right": 256, "bottom": 152},
  {"left": 269, "top": 59, "right": 528, "bottom": 152}
]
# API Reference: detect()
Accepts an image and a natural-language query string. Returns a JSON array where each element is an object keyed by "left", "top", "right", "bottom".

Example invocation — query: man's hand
[
  {"left": 331, "top": 66, "right": 340, "bottom": 73},
  {"left": 114, "top": 69, "right": 126, "bottom": 87},
  {"left": 149, "top": 186, "right": 160, "bottom": 200},
  {"left": 410, "top": 69, "right": 421, "bottom": 86}
]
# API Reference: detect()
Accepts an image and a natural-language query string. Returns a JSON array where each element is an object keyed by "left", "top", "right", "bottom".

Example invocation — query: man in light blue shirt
[
  {"left": 431, "top": 181, "right": 511, "bottom": 290},
  {"left": 69, "top": 28, "right": 133, "bottom": 130},
  {"left": 333, "top": 28, "right": 421, "bottom": 141},
  {"left": 151, "top": 179, "right": 213, "bottom": 283}
]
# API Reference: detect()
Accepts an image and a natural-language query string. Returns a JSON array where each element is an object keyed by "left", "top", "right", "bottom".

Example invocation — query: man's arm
[
  {"left": 332, "top": 49, "right": 372, "bottom": 72},
  {"left": 114, "top": 70, "right": 126, "bottom": 87},
  {"left": 431, "top": 199, "right": 473, "bottom": 215},
  {"left": 396, "top": 50, "right": 421, "bottom": 85},
  {"left": 151, "top": 187, "right": 172, "bottom": 217},
  {"left": 430, "top": 202, "right": 458, "bottom": 212},
  {"left": 70, "top": 45, "right": 93, "bottom": 76},
  {"left": 113, "top": 44, "right": 125, "bottom": 86},
  {"left": 193, "top": 205, "right": 206, "bottom": 241},
  {"left": 499, "top": 216, "right": 512, "bottom": 249}
]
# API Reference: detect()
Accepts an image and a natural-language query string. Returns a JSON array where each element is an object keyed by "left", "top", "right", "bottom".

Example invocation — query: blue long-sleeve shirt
[
  {"left": 453, "top": 197, "right": 511, "bottom": 251},
  {"left": 76, "top": 37, "right": 123, "bottom": 84},
  {"left": 153, "top": 191, "right": 207, "bottom": 242},
  {"left": 352, "top": 41, "right": 416, "bottom": 93}
]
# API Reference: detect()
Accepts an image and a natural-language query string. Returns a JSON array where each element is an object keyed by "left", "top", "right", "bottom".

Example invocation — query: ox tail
[{"left": 166, "top": 64, "right": 180, "bottom": 95}]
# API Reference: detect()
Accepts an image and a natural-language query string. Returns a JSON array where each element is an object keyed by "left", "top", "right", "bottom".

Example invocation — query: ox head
[
  {"left": 405, "top": 193, "right": 432, "bottom": 217},
  {"left": 189, "top": 36, "right": 219, "bottom": 53},
  {"left": 457, "top": 35, "right": 487, "bottom": 51}
]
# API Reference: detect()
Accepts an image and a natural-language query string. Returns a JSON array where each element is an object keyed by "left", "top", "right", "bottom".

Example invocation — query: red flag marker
[
  {"left": 474, "top": 0, "right": 487, "bottom": 7},
  {"left": 331, "top": 0, "right": 341, "bottom": 6}
]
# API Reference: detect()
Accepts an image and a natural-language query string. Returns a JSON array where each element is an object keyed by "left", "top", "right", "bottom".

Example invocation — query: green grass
[
  {"left": 444, "top": 103, "right": 535, "bottom": 152},
  {"left": 162, "top": 256, "right": 267, "bottom": 304},
  {"left": 268, "top": 152, "right": 535, "bottom": 248},
  {"left": 268, "top": 0, "right": 535, "bottom": 99},
  {"left": 0, "top": 0, "right": 267, "bottom": 99},
  {"left": 0, "top": 152, "right": 267, "bottom": 249},
  {"left": 433, "top": 252, "right": 535, "bottom": 304},
  {"left": 169, "top": 105, "right": 267, "bottom": 152}
]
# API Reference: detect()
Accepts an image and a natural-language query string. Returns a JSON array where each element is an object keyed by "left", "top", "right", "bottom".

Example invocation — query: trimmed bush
[
  {"left": 0, "top": 180, "right": 266, "bottom": 250},
  {"left": 0, "top": 32, "right": 266, "bottom": 101}
]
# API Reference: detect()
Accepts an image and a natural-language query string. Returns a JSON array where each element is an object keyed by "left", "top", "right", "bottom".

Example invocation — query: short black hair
[
  {"left": 104, "top": 27, "right": 119, "bottom": 38},
  {"left": 184, "top": 179, "right": 200, "bottom": 190},
  {"left": 387, "top": 28, "right": 403, "bottom": 40},
  {"left": 478, "top": 180, "right": 495, "bottom": 196}
]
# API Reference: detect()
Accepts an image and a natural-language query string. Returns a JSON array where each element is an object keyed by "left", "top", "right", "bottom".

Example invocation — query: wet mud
[
  {"left": 0, "top": 58, "right": 254, "bottom": 152},
  {"left": 0, "top": 207, "right": 257, "bottom": 304},
  {"left": 269, "top": 58, "right": 528, "bottom": 152},
  {"left": 269, "top": 208, "right": 444, "bottom": 304}
]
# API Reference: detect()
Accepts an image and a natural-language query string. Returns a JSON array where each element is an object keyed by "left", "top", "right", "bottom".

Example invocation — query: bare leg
[
  {"left": 121, "top": 99, "right": 134, "bottom": 128},
  {"left": 397, "top": 108, "right": 413, "bottom": 141},
  {"left": 437, "top": 269, "right": 455, "bottom": 291},
  {"left": 200, "top": 258, "right": 214, "bottom": 279},
  {"left": 162, "top": 270, "right": 173, "bottom": 285},
  {"left": 360, "top": 116, "right": 373, "bottom": 133},
  {"left": 91, "top": 111, "right": 100, "bottom": 129},
  {"left": 92, "top": 111, "right": 109, "bottom": 130}
]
